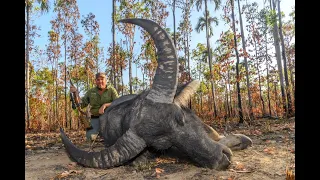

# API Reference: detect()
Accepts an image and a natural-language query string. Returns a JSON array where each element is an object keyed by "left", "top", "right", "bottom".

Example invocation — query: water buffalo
[{"left": 60, "top": 18, "right": 251, "bottom": 170}]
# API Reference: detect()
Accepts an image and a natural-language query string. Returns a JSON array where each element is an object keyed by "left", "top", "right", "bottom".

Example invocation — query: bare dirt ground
[{"left": 25, "top": 117, "right": 295, "bottom": 180}]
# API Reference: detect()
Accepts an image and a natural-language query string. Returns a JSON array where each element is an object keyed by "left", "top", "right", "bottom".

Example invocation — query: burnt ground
[{"left": 25, "top": 117, "right": 295, "bottom": 180}]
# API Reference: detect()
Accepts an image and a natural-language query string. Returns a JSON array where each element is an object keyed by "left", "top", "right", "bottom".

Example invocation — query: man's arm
[
  {"left": 98, "top": 87, "right": 119, "bottom": 114},
  {"left": 111, "top": 87, "right": 119, "bottom": 100},
  {"left": 71, "top": 86, "right": 88, "bottom": 109},
  {"left": 80, "top": 90, "right": 90, "bottom": 109}
]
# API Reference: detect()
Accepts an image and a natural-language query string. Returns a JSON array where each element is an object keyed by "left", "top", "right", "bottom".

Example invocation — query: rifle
[{"left": 67, "top": 71, "right": 92, "bottom": 130}]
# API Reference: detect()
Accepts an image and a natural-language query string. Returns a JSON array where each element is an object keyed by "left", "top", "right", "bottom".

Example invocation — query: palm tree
[
  {"left": 25, "top": 0, "right": 50, "bottom": 130},
  {"left": 112, "top": 0, "right": 117, "bottom": 89},
  {"left": 195, "top": 11, "right": 219, "bottom": 37},
  {"left": 195, "top": 0, "right": 221, "bottom": 117}
]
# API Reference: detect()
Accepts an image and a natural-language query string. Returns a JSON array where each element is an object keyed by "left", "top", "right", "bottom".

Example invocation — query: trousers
[{"left": 86, "top": 117, "right": 100, "bottom": 141}]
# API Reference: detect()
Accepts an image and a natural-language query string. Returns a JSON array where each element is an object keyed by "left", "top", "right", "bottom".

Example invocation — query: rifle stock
[
  {"left": 67, "top": 71, "right": 92, "bottom": 130},
  {"left": 70, "top": 92, "right": 77, "bottom": 110}
]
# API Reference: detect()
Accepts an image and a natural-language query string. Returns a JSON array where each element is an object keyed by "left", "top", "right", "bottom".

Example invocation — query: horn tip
[{"left": 118, "top": 18, "right": 138, "bottom": 23}]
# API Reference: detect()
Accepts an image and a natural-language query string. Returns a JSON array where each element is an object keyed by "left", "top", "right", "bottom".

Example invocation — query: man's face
[{"left": 95, "top": 76, "right": 107, "bottom": 89}]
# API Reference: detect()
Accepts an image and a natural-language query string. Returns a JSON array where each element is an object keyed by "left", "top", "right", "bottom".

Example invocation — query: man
[{"left": 70, "top": 72, "right": 119, "bottom": 141}]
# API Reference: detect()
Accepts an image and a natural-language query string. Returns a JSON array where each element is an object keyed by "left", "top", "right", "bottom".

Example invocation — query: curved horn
[
  {"left": 201, "top": 122, "right": 224, "bottom": 141},
  {"left": 174, "top": 80, "right": 200, "bottom": 107},
  {"left": 60, "top": 128, "right": 146, "bottom": 168},
  {"left": 119, "top": 18, "right": 178, "bottom": 103}
]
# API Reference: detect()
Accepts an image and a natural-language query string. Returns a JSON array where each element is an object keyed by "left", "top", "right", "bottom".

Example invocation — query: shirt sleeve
[
  {"left": 80, "top": 90, "right": 90, "bottom": 109},
  {"left": 111, "top": 87, "right": 119, "bottom": 101}
]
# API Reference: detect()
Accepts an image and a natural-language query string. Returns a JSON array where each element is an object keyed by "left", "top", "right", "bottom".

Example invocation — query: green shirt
[{"left": 81, "top": 86, "right": 119, "bottom": 116}]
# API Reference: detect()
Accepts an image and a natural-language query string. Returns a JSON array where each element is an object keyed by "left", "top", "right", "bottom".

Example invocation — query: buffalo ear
[
  {"left": 174, "top": 80, "right": 200, "bottom": 107},
  {"left": 175, "top": 111, "right": 185, "bottom": 126}
]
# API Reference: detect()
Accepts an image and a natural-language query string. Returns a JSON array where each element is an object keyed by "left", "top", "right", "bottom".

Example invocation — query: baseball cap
[{"left": 95, "top": 72, "right": 106, "bottom": 79}]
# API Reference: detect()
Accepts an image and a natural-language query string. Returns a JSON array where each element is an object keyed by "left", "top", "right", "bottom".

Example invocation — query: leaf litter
[{"left": 25, "top": 118, "right": 295, "bottom": 180}]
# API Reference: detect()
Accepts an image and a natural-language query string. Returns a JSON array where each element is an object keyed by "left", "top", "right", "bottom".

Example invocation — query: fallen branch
[{"left": 229, "top": 169, "right": 252, "bottom": 173}]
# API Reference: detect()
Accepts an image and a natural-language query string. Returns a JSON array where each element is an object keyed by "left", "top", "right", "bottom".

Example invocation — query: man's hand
[
  {"left": 70, "top": 86, "right": 77, "bottom": 93},
  {"left": 98, "top": 103, "right": 111, "bottom": 114}
]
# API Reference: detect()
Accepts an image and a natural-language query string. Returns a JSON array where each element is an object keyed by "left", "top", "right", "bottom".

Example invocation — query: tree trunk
[
  {"left": 199, "top": 61, "right": 203, "bottom": 113},
  {"left": 142, "top": 67, "right": 145, "bottom": 91},
  {"left": 129, "top": 37, "right": 133, "bottom": 94},
  {"left": 205, "top": 0, "right": 217, "bottom": 117},
  {"left": 55, "top": 59, "right": 59, "bottom": 128},
  {"left": 270, "top": 0, "right": 287, "bottom": 118},
  {"left": 274, "top": 81, "right": 278, "bottom": 117},
  {"left": 231, "top": 0, "right": 244, "bottom": 124},
  {"left": 86, "top": 65, "right": 90, "bottom": 90},
  {"left": 135, "top": 62, "right": 138, "bottom": 92},
  {"left": 121, "top": 66, "right": 124, "bottom": 96},
  {"left": 266, "top": 57, "right": 272, "bottom": 117},
  {"left": 50, "top": 65, "right": 55, "bottom": 132},
  {"left": 187, "top": 34, "right": 190, "bottom": 80},
  {"left": 184, "top": 33, "right": 187, "bottom": 75},
  {"left": 277, "top": 0, "right": 293, "bottom": 117},
  {"left": 227, "top": 69, "right": 233, "bottom": 117},
  {"left": 200, "top": 91, "right": 203, "bottom": 113},
  {"left": 68, "top": 101, "right": 72, "bottom": 129},
  {"left": 237, "top": 0, "right": 253, "bottom": 120},
  {"left": 186, "top": 0, "right": 191, "bottom": 80},
  {"left": 64, "top": 37, "right": 68, "bottom": 128},
  {"left": 112, "top": 0, "right": 117, "bottom": 89},
  {"left": 233, "top": 83, "right": 237, "bottom": 118},
  {"left": 26, "top": 4, "right": 30, "bottom": 130},
  {"left": 264, "top": 14, "right": 272, "bottom": 117},
  {"left": 225, "top": 83, "right": 230, "bottom": 117},
  {"left": 253, "top": 39, "right": 266, "bottom": 116},
  {"left": 287, "top": 53, "right": 295, "bottom": 106},
  {"left": 49, "top": 91, "right": 53, "bottom": 132},
  {"left": 173, "top": 0, "right": 176, "bottom": 47}
]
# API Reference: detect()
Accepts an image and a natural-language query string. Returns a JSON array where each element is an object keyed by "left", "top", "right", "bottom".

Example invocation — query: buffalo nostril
[
  {"left": 217, "top": 154, "right": 231, "bottom": 170},
  {"left": 222, "top": 147, "right": 233, "bottom": 160},
  {"left": 240, "top": 135, "right": 253, "bottom": 148}
]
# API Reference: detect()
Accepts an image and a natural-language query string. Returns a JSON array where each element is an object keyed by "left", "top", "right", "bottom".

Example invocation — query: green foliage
[
  {"left": 197, "top": 81, "right": 209, "bottom": 94},
  {"left": 289, "top": 8, "right": 295, "bottom": 20},
  {"left": 265, "top": 10, "right": 277, "bottom": 27},
  {"left": 192, "top": 43, "right": 207, "bottom": 61},
  {"left": 34, "top": 67, "right": 54, "bottom": 85},
  {"left": 195, "top": 11, "right": 219, "bottom": 37}
]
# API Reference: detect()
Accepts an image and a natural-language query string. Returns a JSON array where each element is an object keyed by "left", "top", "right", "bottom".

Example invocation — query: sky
[{"left": 29, "top": 0, "right": 295, "bottom": 88}]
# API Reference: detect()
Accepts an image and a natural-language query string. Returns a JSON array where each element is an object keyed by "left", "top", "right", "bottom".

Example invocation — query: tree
[
  {"left": 25, "top": 0, "right": 50, "bottom": 130},
  {"left": 214, "top": 30, "right": 237, "bottom": 118},
  {"left": 191, "top": 43, "right": 207, "bottom": 113},
  {"left": 276, "top": 0, "right": 293, "bottom": 116},
  {"left": 195, "top": 0, "right": 221, "bottom": 117},
  {"left": 245, "top": 2, "right": 267, "bottom": 117},
  {"left": 55, "top": 0, "right": 80, "bottom": 128},
  {"left": 117, "top": 0, "right": 149, "bottom": 94},
  {"left": 165, "top": 0, "right": 181, "bottom": 47},
  {"left": 229, "top": 0, "right": 244, "bottom": 123},
  {"left": 179, "top": 0, "right": 194, "bottom": 80},
  {"left": 236, "top": 0, "right": 253, "bottom": 120},
  {"left": 112, "top": 0, "right": 117, "bottom": 89},
  {"left": 48, "top": 16, "right": 63, "bottom": 128},
  {"left": 81, "top": 12, "right": 100, "bottom": 90},
  {"left": 282, "top": 8, "right": 295, "bottom": 107},
  {"left": 267, "top": 0, "right": 288, "bottom": 118}
]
